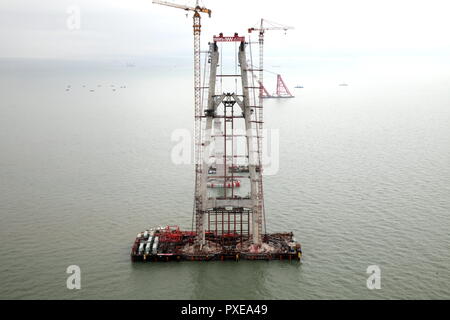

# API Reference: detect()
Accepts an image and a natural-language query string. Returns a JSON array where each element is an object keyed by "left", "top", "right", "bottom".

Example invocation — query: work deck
[{"left": 131, "top": 226, "right": 302, "bottom": 262}]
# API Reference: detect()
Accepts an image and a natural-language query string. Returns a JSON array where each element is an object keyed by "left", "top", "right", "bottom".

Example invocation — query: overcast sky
[{"left": 1, "top": 0, "right": 450, "bottom": 73}]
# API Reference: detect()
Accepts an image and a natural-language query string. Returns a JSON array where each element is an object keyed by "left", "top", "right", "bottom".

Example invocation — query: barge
[{"left": 131, "top": 226, "right": 302, "bottom": 262}]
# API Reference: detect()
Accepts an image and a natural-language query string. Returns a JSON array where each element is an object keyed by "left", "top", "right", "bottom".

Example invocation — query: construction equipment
[
  {"left": 152, "top": 0, "right": 211, "bottom": 16},
  {"left": 131, "top": 4, "right": 303, "bottom": 262},
  {"left": 261, "top": 69, "right": 294, "bottom": 98},
  {"left": 152, "top": 1, "right": 211, "bottom": 247},
  {"left": 248, "top": 19, "right": 294, "bottom": 99}
]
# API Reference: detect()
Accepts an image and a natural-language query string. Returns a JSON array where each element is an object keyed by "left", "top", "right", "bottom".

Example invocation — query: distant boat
[
  {"left": 294, "top": 85, "right": 304, "bottom": 88},
  {"left": 339, "top": 83, "right": 348, "bottom": 86}
]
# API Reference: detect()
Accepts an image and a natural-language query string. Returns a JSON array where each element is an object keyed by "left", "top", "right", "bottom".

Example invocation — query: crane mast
[
  {"left": 247, "top": 19, "right": 294, "bottom": 238},
  {"left": 248, "top": 19, "right": 294, "bottom": 98},
  {"left": 152, "top": 1, "right": 211, "bottom": 247}
]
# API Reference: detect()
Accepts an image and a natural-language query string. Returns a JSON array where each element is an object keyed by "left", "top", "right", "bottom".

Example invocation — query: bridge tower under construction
[
  {"left": 131, "top": 34, "right": 301, "bottom": 262},
  {"left": 193, "top": 33, "right": 265, "bottom": 250}
]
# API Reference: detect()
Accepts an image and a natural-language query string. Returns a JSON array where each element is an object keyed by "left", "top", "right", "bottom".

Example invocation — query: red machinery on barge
[{"left": 131, "top": 226, "right": 302, "bottom": 262}]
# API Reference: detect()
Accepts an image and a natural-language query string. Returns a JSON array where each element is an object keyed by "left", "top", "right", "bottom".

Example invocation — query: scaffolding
[{"left": 193, "top": 34, "right": 265, "bottom": 249}]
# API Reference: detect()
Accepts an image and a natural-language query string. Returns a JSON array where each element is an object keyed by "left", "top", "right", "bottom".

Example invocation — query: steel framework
[
  {"left": 193, "top": 35, "right": 265, "bottom": 249},
  {"left": 136, "top": 3, "right": 302, "bottom": 261}
]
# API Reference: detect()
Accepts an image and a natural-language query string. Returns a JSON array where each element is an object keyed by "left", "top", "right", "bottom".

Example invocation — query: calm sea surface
[{"left": 0, "top": 60, "right": 449, "bottom": 299}]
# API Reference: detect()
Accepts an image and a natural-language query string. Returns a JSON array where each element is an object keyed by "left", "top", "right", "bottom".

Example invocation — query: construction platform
[{"left": 131, "top": 226, "right": 302, "bottom": 262}]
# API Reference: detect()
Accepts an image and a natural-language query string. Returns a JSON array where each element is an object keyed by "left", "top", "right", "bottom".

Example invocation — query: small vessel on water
[
  {"left": 294, "top": 85, "right": 303, "bottom": 88},
  {"left": 339, "top": 83, "right": 348, "bottom": 86}
]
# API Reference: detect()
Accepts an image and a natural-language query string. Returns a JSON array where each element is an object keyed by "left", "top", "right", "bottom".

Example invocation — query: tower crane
[
  {"left": 247, "top": 19, "right": 294, "bottom": 234},
  {"left": 248, "top": 19, "right": 294, "bottom": 99},
  {"left": 152, "top": 1, "right": 211, "bottom": 247},
  {"left": 152, "top": 1, "right": 211, "bottom": 115}
]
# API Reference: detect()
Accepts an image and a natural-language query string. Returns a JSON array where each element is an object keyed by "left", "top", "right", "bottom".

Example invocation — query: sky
[{"left": 1, "top": 0, "right": 450, "bottom": 80}]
